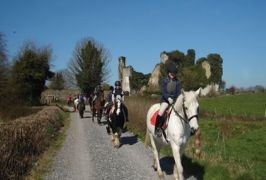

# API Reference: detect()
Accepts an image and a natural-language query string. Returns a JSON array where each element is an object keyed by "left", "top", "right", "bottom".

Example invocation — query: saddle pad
[
  {"left": 150, "top": 110, "right": 159, "bottom": 126},
  {"left": 150, "top": 110, "right": 167, "bottom": 129}
]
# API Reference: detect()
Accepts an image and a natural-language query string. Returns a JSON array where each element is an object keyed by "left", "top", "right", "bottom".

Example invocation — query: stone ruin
[
  {"left": 118, "top": 52, "right": 219, "bottom": 96},
  {"left": 118, "top": 56, "right": 132, "bottom": 94}
]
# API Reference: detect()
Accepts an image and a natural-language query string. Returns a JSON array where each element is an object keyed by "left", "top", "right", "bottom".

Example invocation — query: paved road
[{"left": 44, "top": 106, "right": 184, "bottom": 180}]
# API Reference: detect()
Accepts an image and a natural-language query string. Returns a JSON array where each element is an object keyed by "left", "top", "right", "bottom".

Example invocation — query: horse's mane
[
  {"left": 174, "top": 93, "right": 184, "bottom": 111},
  {"left": 174, "top": 90, "right": 198, "bottom": 111},
  {"left": 114, "top": 95, "right": 121, "bottom": 109}
]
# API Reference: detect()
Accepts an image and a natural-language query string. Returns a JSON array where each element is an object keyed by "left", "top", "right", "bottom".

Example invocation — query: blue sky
[{"left": 1, "top": 0, "right": 266, "bottom": 88}]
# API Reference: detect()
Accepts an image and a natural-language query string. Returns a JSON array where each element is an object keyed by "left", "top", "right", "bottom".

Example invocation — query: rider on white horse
[{"left": 155, "top": 62, "right": 182, "bottom": 137}]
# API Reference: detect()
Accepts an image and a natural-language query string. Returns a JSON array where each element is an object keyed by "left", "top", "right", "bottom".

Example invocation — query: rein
[{"left": 170, "top": 100, "right": 198, "bottom": 124}]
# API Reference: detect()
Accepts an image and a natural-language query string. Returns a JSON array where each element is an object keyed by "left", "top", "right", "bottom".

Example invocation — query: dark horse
[
  {"left": 89, "top": 91, "right": 105, "bottom": 124},
  {"left": 108, "top": 95, "right": 128, "bottom": 148},
  {"left": 77, "top": 100, "right": 85, "bottom": 118}
]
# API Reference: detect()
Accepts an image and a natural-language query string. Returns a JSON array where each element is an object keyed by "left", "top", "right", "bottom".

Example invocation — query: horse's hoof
[
  {"left": 158, "top": 171, "right": 165, "bottom": 180},
  {"left": 113, "top": 142, "right": 120, "bottom": 148},
  {"left": 152, "top": 165, "right": 157, "bottom": 171},
  {"left": 112, "top": 141, "right": 116, "bottom": 147}
]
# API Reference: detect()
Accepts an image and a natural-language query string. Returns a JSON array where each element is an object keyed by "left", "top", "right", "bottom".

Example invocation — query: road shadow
[
  {"left": 182, "top": 156, "right": 204, "bottom": 180},
  {"left": 159, "top": 155, "right": 204, "bottom": 179},
  {"left": 120, "top": 134, "right": 138, "bottom": 146}
]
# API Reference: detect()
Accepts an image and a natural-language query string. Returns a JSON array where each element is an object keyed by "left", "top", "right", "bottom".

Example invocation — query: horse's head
[
  {"left": 176, "top": 88, "right": 201, "bottom": 135},
  {"left": 98, "top": 91, "right": 105, "bottom": 103},
  {"left": 115, "top": 95, "right": 122, "bottom": 115}
]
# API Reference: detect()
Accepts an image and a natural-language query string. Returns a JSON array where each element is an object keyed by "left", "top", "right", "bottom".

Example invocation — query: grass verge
[{"left": 25, "top": 110, "right": 70, "bottom": 180}]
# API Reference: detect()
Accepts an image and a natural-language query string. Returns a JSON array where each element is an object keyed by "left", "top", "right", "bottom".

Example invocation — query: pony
[
  {"left": 90, "top": 91, "right": 105, "bottom": 124},
  {"left": 144, "top": 89, "right": 201, "bottom": 180},
  {"left": 108, "top": 95, "right": 128, "bottom": 148},
  {"left": 77, "top": 100, "right": 85, "bottom": 118},
  {"left": 74, "top": 97, "right": 86, "bottom": 118}
]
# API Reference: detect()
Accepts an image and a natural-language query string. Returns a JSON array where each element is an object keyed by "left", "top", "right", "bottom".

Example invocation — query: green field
[
  {"left": 184, "top": 118, "right": 266, "bottom": 179},
  {"left": 125, "top": 93, "right": 266, "bottom": 180},
  {"left": 199, "top": 93, "right": 266, "bottom": 119}
]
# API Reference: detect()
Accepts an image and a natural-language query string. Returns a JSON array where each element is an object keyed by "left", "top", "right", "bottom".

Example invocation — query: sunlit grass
[
  {"left": 199, "top": 93, "right": 266, "bottom": 119},
  {"left": 192, "top": 118, "right": 266, "bottom": 179}
]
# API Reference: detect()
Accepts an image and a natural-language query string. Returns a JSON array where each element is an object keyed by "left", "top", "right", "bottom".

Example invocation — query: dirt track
[{"left": 44, "top": 106, "right": 191, "bottom": 180}]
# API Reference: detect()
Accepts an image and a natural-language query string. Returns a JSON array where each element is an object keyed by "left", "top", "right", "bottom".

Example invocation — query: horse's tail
[
  {"left": 144, "top": 127, "right": 151, "bottom": 148},
  {"left": 194, "top": 128, "right": 201, "bottom": 158}
]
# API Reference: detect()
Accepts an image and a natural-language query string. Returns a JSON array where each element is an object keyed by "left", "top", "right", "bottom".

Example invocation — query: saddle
[{"left": 150, "top": 107, "right": 172, "bottom": 130}]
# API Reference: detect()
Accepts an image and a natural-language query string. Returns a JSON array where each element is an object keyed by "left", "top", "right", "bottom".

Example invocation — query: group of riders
[
  {"left": 92, "top": 80, "right": 125, "bottom": 119},
  {"left": 67, "top": 62, "right": 181, "bottom": 138},
  {"left": 68, "top": 80, "right": 125, "bottom": 121}
]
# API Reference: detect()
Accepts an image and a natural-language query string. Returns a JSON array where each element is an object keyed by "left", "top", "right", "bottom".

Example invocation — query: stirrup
[{"left": 155, "top": 128, "right": 162, "bottom": 137}]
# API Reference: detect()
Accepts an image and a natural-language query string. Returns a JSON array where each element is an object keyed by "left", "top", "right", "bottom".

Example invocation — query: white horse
[
  {"left": 73, "top": 96, "right": 86, "bottom": 111},
  {"left": 145, "top": 89, "right": 201, "bottom": 180},
  {"left": 73, "top": 98, "right": 79, "bottom": 110}
]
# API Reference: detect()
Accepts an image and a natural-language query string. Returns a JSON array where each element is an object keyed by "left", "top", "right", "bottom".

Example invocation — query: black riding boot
[{"left": 155, "top": 115, "right": 163, "bottom": 137}]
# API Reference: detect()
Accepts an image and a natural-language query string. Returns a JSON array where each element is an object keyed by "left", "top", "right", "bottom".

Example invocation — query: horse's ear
[
  {"left": 181, "top": 89, "right": 185, "bottom": 96},
  {"left": 195, "top": 88, "right": 201, "bottom": 97}
]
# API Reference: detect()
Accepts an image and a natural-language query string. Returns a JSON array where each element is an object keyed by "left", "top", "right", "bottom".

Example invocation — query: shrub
[{"left": 0, "top": 106, "right": 64, "bottom": 179}]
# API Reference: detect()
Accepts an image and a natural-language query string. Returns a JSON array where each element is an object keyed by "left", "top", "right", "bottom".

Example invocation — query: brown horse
[
  {"left": 77, "top": 100, "right": 85, "bottom": 118},
  {"left": 90, "top": 91, "right": 105, "bottom": 124}
]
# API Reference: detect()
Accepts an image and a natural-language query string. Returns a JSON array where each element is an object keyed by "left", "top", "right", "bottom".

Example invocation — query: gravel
[{"left": 44, "top": 106, "right": 196, "bottom": 180}]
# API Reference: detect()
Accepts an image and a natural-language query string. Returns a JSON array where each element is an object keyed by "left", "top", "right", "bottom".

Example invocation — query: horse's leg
[
  {"left": 149, "top": 134, "right": 164, "bottom": 179},
  {"left": 170, "top": 142, "right": 184, "bottom": 180},
  {"left": 114, "top": 132, "right": 120, "bottom": 148},
  {"left": 92, "top": 109, "right": 95, "bottom": 122},
  {"left": 97, "top": 109, "right": 101, "bottom": 124}
]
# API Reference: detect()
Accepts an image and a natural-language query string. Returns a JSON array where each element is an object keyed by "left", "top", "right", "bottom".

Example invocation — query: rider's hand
[{"left": 168, "top": 97, "right": 174, "bottom": 104}]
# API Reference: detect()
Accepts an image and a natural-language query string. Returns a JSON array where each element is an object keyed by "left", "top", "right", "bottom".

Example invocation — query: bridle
[{"left": 170, "top": 98, "right": 199, "bottom": 124}]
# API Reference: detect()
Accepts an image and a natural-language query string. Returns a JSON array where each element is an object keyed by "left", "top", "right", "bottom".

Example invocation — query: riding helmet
[
  {"left": 115, "top": 81, "right": 121, "bottom": 86},
  {"left": 166, "top": 62, "right": 177, "bottom": 74}
]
